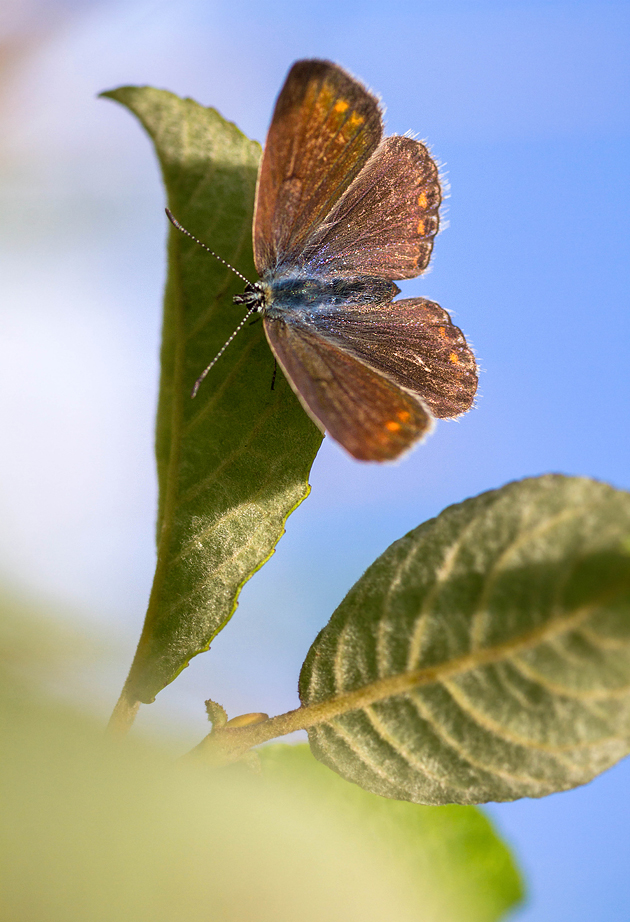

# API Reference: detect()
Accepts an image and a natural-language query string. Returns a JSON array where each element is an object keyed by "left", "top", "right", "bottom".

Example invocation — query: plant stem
[
  {"left": 187, "top": 596, "right": 600, "bottom": 765},
  {"left": 106, "top": 687, "right": 141, "bottom": 736}
]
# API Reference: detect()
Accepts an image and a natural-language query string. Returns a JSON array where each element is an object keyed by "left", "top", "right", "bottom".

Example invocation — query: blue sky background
[{"left": 0, "top": 1, "right": 629, "bottom": 919}]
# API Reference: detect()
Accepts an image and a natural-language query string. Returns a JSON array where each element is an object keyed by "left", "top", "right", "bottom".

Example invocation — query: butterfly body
[{"left": 235, "top": 273, "right": 399, "bottom": 319}]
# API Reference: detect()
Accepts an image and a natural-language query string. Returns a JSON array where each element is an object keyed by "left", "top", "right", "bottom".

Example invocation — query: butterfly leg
[{"left": 271, "top": 359, "right": 278, "bottom": 392}]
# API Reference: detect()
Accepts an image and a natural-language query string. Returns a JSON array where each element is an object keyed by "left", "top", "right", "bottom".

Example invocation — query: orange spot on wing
[
  {"left": 416, "top": 220, "right": 426, "bottom": 236},
  {"left": 417, "top": 191, "right": 428, "bottom": 209},
  {"left": 449, "top": 352, "right": 460, "bottom": 364},
  {"left": 397, "top": 410, "right": 412, "bottom": 422},
  {"left": 334, "top": 99, "right": 349, "bottom": 113},
  {"left": 385, "top": 420, "right": 402, "bottom": 432},
  {"left": 347, "top": 112, "right": 365, "bottom": 130},
  {"left": 438, "top": 326, "right": 447, "bottom": 337}
]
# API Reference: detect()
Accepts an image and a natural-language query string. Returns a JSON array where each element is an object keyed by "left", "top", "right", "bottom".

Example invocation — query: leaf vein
[
  {"left": 442, "top": 677, "right": 579, "bottom": 760},
  {"left": 577, "top": 625, "right": 630, "bottom": 652},
  {"left": 406, "top": 515, "right": 484, "bottom": 669},
  {"left": 182, "top": 333, "right": 263, "bottom": 437},
  {"left": 160, "top": 519, "right": 273, "bottom": 620},
  {"left": 179, "top": 400, "right": 279, "bottom": 507},
  {"left": 322, "top": 719, "right": 408, "bottom": 787},
  {"left": 470, "top": 505, "right": 585, "bottom": 650},
  {"left": 363, "top": 704, "right": 451, "bottom": 785},
  {"left": 509, "top": 654, "right": 630, "bottom": 702},
  {"left": 408, "top": 692, "right": 540, "bottom": 786}
]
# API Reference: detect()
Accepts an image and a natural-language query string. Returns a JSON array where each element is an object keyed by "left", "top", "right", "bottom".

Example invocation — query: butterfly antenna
[
  {"left": 164, "top": 208, "right": 259, "bottom": 397},
  {"left": 164, "top": 208, "right": 251, "bottom": 284},
  {"left": 190, "top": 304, "right": 258, "bottom": 398}
]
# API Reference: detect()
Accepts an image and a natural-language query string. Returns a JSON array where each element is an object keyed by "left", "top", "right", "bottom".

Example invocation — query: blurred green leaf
[
  {"left": 260, "top": 744, "right": 523, "bottom": 922},
  {"left": 101, "top": 87, "right": 322, "bottom": 704},
  {"left": 1, "top": 617, "right": 433, "bottom": 922},
  {"left": 299, "top": 475, "right": 630, "bottom": 804}
]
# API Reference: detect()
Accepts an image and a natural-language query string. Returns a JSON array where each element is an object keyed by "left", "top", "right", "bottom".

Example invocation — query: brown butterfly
[{"left": 171, "top": 59, "right": 478, "bottom": 461}]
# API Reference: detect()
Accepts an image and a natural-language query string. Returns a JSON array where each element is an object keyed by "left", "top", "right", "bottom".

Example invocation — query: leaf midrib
[
  {"left": 210, "top": 586, "right": 624, "bottom": 760},
  {"left": 307, "top": 595, "right": 614, "bottom": 722}
]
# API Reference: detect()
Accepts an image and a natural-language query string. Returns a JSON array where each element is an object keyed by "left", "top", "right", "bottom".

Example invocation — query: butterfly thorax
[{"left": 233, "top": 272, "right": 399, "bottom": 321}]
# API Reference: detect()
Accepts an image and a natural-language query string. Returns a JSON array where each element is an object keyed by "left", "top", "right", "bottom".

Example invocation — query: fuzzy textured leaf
[
  {"left": 260, "top": 744, "right": 523, "bottom": 922},
  {"left": 300, "top": 475, "right": 630, "bottom": 804},
  {"left": 103, "top": 87, "right": 322, "bottom": 703}
]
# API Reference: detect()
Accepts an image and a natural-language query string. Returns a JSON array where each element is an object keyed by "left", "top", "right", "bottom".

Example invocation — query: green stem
[
  {"left": 106, "top": 686, "right": 141, "bottom": 737},
  {"left": 188, "top": 596, "right": 600, "bottom": 765}
]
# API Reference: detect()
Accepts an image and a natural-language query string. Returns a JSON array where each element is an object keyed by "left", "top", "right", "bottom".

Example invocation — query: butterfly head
[{"left": 233, "top": 281, "right": 266, "bottom": 312}]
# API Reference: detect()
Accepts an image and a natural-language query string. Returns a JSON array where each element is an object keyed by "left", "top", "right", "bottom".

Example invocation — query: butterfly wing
[
  {"left": 301, "top": 136, "right": 442, "bottom": 280},
  {"left": 307, "top": 297, "right": 478, "bottom": 418},
  {"left": 256, "top": 60, "right": 473, "bottom": 461},
  {"left": 253, "top": 60, "right": 383, "bottom": 275},
  {"left": 263, "top": 316, "right": 433, "bottom": 462}
]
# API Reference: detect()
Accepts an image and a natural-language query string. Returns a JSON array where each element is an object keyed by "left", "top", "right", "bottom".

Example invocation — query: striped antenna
[
  {"left": 164, "top": 209, "right": 259, "bottom": 398},
  {"left": 190, "top": 305, "right": 258, "bottom": 398},
  {"left": 164, "top": 208, "right": 251, "bottom": 284}
]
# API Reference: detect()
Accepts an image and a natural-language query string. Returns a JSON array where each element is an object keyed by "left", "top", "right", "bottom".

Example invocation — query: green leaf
[
  {"left": 0, "top": 613, "right": 451, "bottom": 922},
  {"left": 260, "top": 744, "right": 523, "bottom": 922},
  {"left": 299, "top": 475, "right": 630, "bottom": 804},
  {"left": 102, "top": 87, "right": 322, "bottom": 704}
]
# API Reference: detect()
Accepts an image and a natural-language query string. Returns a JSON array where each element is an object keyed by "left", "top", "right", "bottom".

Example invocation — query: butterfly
[{"left": 171, "top": 59, "right": 478, "bottom": 462}]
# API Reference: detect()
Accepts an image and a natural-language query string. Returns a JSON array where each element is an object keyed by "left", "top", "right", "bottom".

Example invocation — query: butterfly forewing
[
  {"left": 253, "top": 60, "right": 383, "bottom": 274},
  {"left": 308, "top": 298, "right": 478, "bottom": 418},
  {"left": 263, "top": 317, "right": 433, "bottom": 462},
  {"left": 301, "top": 136, "right": 442, "bottom": 280}
]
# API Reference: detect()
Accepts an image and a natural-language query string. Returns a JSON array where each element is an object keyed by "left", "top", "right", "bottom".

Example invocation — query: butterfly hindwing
[
  {"left": 263, "top": 316, "right": 433, "bottom": 462},
  {"left": 253, "top": 60, "right": 383, "bottom": 275},
  {"left": 301, "top": 136, "right": 442, "bottom": 280},
  {"left": 307, "top": 297, "right": 478, "bottom": 418}
]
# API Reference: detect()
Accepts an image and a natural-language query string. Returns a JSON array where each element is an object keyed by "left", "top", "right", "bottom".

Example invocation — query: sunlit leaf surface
[
  {"left": 102, "top": 87, "right": 322, "bottom": 703},
  {"left": 300, "top": 476, "right": 630, "bottom": 804}
]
